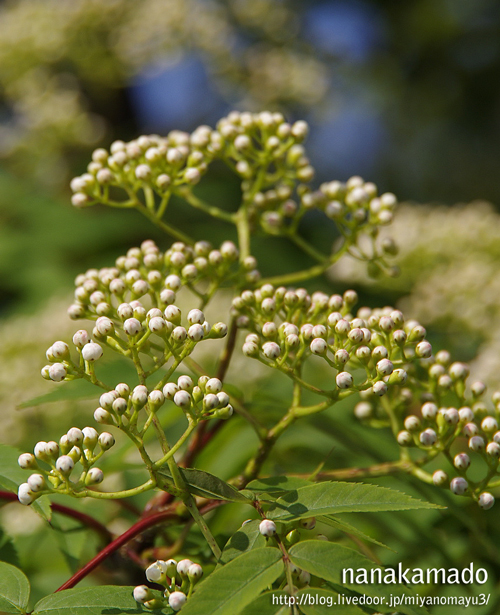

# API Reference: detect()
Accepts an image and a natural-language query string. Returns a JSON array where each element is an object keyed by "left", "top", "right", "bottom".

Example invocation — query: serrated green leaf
[
  {"left": 0, "top": 561, "right": 30, "bottom": 614},
  {"left": 319, "top": 516, "right": 393, "bottom": 551},
  {"left": 289, "top": 541, "right": 428, "bottom": 615},
  {"left": 33, "top": 586, "right": 170, "bottom": 615},
  {"left": 181, "top": 547, "right": 284, "bottom": 615},
  {"left": 219, "top": 520, "right": 266, "bottom": 565},
  {"left": 296, "top": 588, "right": 366, "bottom": 615},
  {"left": 158, "top": 467, "right": 251, "bottom": 503},
  {"left": 0, "top": 444, "right": 52, "bottom": 521},
  {"left": 245, "top": 476, "right": 312, "bottom": 498},
  {"left": 239, "top": 591, "right": 291, "bottom": 615},
  {"left": 266, "top": 481, "right": 440, "bottom": 521}
]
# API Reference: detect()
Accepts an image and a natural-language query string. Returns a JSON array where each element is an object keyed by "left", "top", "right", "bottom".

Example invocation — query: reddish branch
[
  {"left": 0, "top": 491, "right": 112, "bottom": 542},
  {"left": 55, "top": 500, "right": 224, "bottom": 592}
]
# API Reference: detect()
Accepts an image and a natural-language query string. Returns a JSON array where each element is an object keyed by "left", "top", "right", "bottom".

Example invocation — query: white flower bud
[
  {"left": 82, "top": 342, "right": 103, "bottom": 362},
  {"left": 259, "top": 519, "right": 277, "bottom": 537},
  {"left": 336, "top": 372, "right": 353, "bottom": 389},
  {"left": 449, "top": 362, "right": 469, "bottom": 380},
  {"left": 458, "top": 406, "right": 474, "bottom": 422},
  {"left": 188, "top": 563, "right": 203, "bottom": 581},
  {"left": 169, "top": 591, "right": 187, "bottom": 612},
  {"left": 148, "top": 317, "right": 167, "bottom": 334},
  {"left": 444, "top": 408, "right": 459, "bottom": 425},
  {"left": 163, "top": 382, "right": 179, "bottom": 400},
  {"left": 51, "top": 341, "right": 70, "bottom": 359},
  {"left": 204, "top": 394, "right": 219, "bottom": 410},
  {"left": 148, "top": 390, "right": 165, "bottom": 409},
  {"left": 397, "top": 430, "right": 413, "bottom": 446},
  {"left": 18, "top": 453, "right": 37, "bottom": 469},
  {"left": 450, "top": 477, "right": 468, "bottom": 495},
  {"left": 82, "top": 427, "right": 99, "bottom": 449},
  {"left": 188, "top": 324, "right": 204, "bottom": 341},
  {"left": 262, "top": 342, "right": 280, "bottom": 360},
  {"left": 481, "top": 417, "right": 498, "bottom": 432},
  {"left": 104, "top": 400, "right": 120, "bottom": 418},
  {"left": 379, "top": 316, "right": 395, "bottom": 332},
  {"left": 471, "top": 381, "right": 487, "bottom": 397},
  {"left": 96, "top": 317, "right": 114, "bottom": 336},
  {"left": 177, "top": 375, "right": 193, "bottom": 392},
  {"left": 432, "top": 470, "right": 448, "bottom": 486},
  {"left": 98, "top": 432, "right": 115, "bottom": 450},
  {"left": 217, "top": 392, "right": 230, "bottom": 407},
  {"left": 177, "top": 559, "right": 194, "bottom": 576},
  {"left": 18, "top": 483, "right": 35, "bottom": 505},
  {"left": 354, "top": 402, "right": 373, "bottom": 419},
  {"left": 132, "top": 385, "right": 148, "bottom": 407},
  {"left": 463, "top": 422, "right": 479, "bottom": 437},
  {"left": 56, "top": 455, "right": 74, "bottom": 475},
  {"left": 172, "top": 326, "right": 187, "bottom": 342},
  {"left": 135, "top": 164, "right": 151, "bottom": 180},
  {"left": 174, "top": 391, "right": 191, "bottom": 408},
  {"left": 67, "top": 428, "right": 84, "bottom": 446},
  {"left": 310, "top": 338, "right": 327, "bottom": 355},
  {"left": 416, "top": 341, "right": 432, "bottom": 358},
  {"left": 117, "top": 303, "right": 134, "bottom": 320},
  {"left": 124, "top": 318, "right": 143, "bottom": 336},
  {"left": 27, "top": 474, "right": 45, "bottom": 492},
  {"left": 478, "top": 492, "right": 495, "bottom": 510},
  {"left": 404, "top": 415, "right": 420, "bottom": 432},
  {"left": 187, "top": 309, "right": 205, "bottom": 325},
  {"left": 454, "top": 453, "right": 470, "bottom": 470},
  {"left": 48, "top": 363, "right": 67, "bottom": 382},
  {"left": 86, "top": 468, "right": 104, "bottom": 485},
  {"left": 469, "top": 436, "right": 485, "bottom": 452},
  {"left": 419, "top": 429, "right": 437, "bottom": 446},
  {"left": 146, "top": 562, "right": 165, "bottom": 583},
  {"left": 133, "top": 585, "right": 153, "bottom": 604},
  {"left": 376, "top": 359, "right": 394, "bottom": 376},
  {"left": 372, "top": 381, "right": 388, "bottom": 396},
  {"left": 486, "top": 442, "right": 500, "bottom": 458}
]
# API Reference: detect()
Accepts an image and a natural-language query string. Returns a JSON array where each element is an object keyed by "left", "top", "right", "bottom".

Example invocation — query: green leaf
[
  {"left": 0, "top": 444, "right": 51, "bottom": 521},
  {"left": 266, "top": 481, "right": 440, "bottom": 521},
  {"left": 219, "top": 520, "right": 266, "bottom": 565},
  {"left": 181, "top": 547, "right": 284, "bottom": 615},
  {"left": 289, "top": 541, "right": 428, "bottom": 615},
  {"left": 33, "top": 586, "right": 170, "bottom": 614},
  {"left": 296, "top": 588, "right": 366, "bottom": 615},
  {"left": 239, "top": 591, "right": 291, "bottom": 615},
  {"left": 0, "top": 528, "right": 20, "bottom": 568},
  {"left": 319, "top": 516, "right": 393, "bottom": 551},
  {"left": 0, "top": 562, "right": 30, "bottom": 614},
  {"left": 245, "top": 476, "right": 312, "bottom": 497},
  {"left": 158, "top": 467, "right": 251, "bottom": 503}
]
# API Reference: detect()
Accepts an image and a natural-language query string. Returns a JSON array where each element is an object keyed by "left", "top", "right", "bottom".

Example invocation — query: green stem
[
  {"left": 152, "top": 421, "right": 197, "bottom": 469},
  {"left": 178, "top": 188, "right": 236, "bottom": 223}
]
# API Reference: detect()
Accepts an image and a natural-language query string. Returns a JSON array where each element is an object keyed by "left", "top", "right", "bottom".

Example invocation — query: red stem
[
  {"left": 0, "top": 491, "right": 112, "bottom": 542},
  {"left": 55, "top": 500, "right": 224, "bottom": 592}
]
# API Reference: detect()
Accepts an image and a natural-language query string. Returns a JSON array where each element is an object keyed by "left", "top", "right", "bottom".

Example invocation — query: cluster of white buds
[
  {"left": 17, "top": 427, "right": 115, "bottom": 504},
  {"left": 67, "top": 239, "right": 258, "bottom": 321},
  {"left": 133, "top": 557, "right": 203, "bottom": 611},
  {"left": 58, "top": 298, "right": 228, "bottom": 387},
  {"left": 233, "top": 286, "right": 420, "bottom": 396},
  {"left": 41, "top": 335, "right": 105, "bottom": 383},
  {"left": 71, "top": 127, "right": 216, "bottom": 209},
  {"left": 163, "top": 375, "right": 234, "bottom": 421}
]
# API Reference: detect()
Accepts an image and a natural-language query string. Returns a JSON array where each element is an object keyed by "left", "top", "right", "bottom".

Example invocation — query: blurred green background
[{"left": 1, "top": 0, "right": 500, "bottom": 612}]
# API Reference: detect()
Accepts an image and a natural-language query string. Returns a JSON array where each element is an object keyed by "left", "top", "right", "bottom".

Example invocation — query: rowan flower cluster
[
  {"left": 17, "top": 426, "right": 114, "bottom": 505},
  {"left": 133, "top": 557, "right": 204, "bottom": 611},
  {"left": 67, "top": 239, "right": 253, "bottom": 320}
]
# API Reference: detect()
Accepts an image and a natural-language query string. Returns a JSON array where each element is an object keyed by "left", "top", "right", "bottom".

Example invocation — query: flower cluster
[
  {"left": 232, "top": 282, "right": 500, "bottom": 508},
  {"left": 17, "top": 427, "right": 115, "bottom": 505},
  {"left": 133, "top": 557, "right": 203, "bottom": 611},
  {"left": 232, "top": 286, "right": 412, "bottom": 396},
  {"left": 67, "top": 239, "right": 255, "bottom": 320}
]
